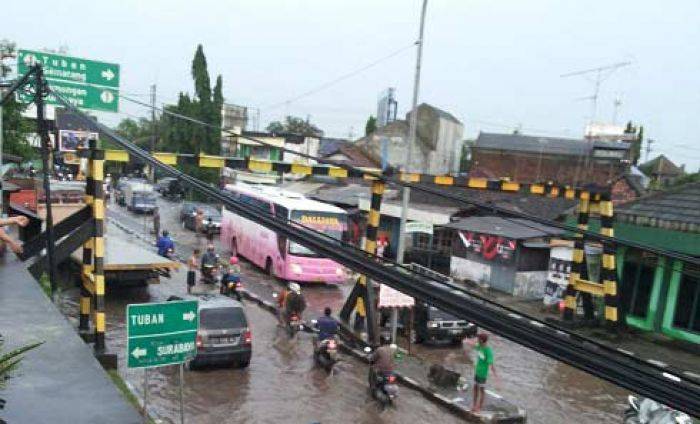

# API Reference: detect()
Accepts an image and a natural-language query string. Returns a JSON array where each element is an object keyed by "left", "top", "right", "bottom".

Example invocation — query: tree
[
  {"left": 625, "top": 121, "right": 643, "bottom": 165},
  {"left": 1, "top": 40, "right": 35, "bottom": 160},
  {"left": 265, "top": 115, "right": 323, "bottom": 137},
  {"left": 365, "top": 115, "right": 377, "bottom": 136}
]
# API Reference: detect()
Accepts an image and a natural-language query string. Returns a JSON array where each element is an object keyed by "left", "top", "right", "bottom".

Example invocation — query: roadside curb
[{"left": 239, "top": 289, "right": 525, "bottom": 423}]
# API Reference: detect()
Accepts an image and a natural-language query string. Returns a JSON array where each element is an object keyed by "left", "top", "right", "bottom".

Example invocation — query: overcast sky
[{"left": 5, "top": 0, "right": 700, "bottom": 170}]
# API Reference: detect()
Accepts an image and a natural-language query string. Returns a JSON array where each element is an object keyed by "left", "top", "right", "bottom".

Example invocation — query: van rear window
[{"left": 200, "top": 307, "right": 247, "bottom": 330}]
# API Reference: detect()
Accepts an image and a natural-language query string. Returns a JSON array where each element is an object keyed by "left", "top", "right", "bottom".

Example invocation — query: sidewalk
[{"left": 0, "top": 256, "right": 141, "bottom": 424}]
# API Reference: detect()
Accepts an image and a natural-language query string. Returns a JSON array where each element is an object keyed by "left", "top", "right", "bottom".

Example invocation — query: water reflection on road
[{"left": 65, "top": 196, "right": 630, "bottom": 423}]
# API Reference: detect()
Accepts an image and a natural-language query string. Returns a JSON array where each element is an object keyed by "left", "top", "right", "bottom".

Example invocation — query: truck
[{"left": 123, "top": 181, "right": 157, "bottom": 214}]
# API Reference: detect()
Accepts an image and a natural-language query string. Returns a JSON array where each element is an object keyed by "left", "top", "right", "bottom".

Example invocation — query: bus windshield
[{"left": 289, "top": 210, "right": 347, "bottom": 256}]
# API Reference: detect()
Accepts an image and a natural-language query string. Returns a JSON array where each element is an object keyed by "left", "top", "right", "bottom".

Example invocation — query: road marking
[
  {"left": 662, "top": 372, "right": 681, "bottom": 382},
  {"left": 486, "top": 389, "right": 502, "bottom": 399},
  {"left": 647, "top": 359, "right": 668, "bottom": 368}
]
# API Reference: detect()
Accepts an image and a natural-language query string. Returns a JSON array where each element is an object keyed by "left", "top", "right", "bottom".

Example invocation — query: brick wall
[
  {"left": 611, "top": 178, "right": 641, "bottom": 205},
  {"left": 470, "top": 150, "right": 626, "bottom": 186}
]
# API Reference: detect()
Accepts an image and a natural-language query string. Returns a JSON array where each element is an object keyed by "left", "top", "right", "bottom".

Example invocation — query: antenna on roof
[{"left": 561, "top": 61, "right": 631, "bottom": 124}]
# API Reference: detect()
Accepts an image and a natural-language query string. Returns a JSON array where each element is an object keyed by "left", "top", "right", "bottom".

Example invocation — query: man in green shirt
[{"left": 465, "top": 332, "right": 497, "bottom": 413}]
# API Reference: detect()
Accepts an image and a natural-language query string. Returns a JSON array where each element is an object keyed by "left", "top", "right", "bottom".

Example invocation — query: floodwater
[{"left": 57, "top": 196, "right": 629, "bottom": 423}]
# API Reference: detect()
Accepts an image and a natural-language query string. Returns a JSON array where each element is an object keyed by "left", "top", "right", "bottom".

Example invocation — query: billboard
[{"left": 58, "top": 129, "right": 98, "bottom": 152}]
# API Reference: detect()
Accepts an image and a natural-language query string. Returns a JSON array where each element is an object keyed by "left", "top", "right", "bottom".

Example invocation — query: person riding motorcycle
[
  {"left": 313, "top": 307, "right": 338, "bottom": 349},
  {"left": 370, "top": 337, "right": 397, "bottom": 385},
  {"left": 156, "top": 230, "right": 175, "bottom": 258},
  {"left": 200, "top": 244, "right": 219, "bottom": 282},
  {"left": 284, "top": 282, "right": 306, "bottom": 325},
  {"left": 221, "top": 256, "right": 242, "bottom": 301}
]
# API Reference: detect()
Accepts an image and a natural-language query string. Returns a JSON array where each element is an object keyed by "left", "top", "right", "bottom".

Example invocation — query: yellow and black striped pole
[
  {"left": 599, "top": 191, "right": 618, "bottom": 327},
  {"left": 563, "top": 191, "right": 589, "bottom": 321},
  {"left": 358, "top": 179, "right": 385, "bottom": 345},
  {"left": 79, "top": 145, "right": 93, "bottom": 334},
  {"left": 90, "top": 138, "right": 107, "bottom": 353}
]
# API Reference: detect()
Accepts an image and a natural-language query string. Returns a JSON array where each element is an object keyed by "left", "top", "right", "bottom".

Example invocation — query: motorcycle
[
  {"left": 624, "top": 395, "right": 692, "bottom": 424},
  {"left": 364, "top": 346, "right": 399, "bottom": 407},
  {"left": 310, "top": 321, "right": 338, "bottom": 372},
  {"left": 220, "top": 278, "right": 243, "bottom": 300},
  {"left": 200, "top": 259, "right": 220, "bottom": 285}
]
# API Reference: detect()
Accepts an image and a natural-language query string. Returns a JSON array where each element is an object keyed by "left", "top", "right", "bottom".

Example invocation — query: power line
[
  {"left": 118, "top": 93, "right": 700, "bottom": 267},
  {"left": 262, "top": 43, "right": 415, "bottom": 110}
]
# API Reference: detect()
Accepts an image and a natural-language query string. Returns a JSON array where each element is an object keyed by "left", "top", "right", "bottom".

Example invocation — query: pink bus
[{"left": 221, "top": 183, "right": 348, "bottom": 284}]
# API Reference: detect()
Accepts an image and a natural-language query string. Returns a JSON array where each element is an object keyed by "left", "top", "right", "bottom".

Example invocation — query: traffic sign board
[
  {"left": 17, "top": 79, "right": 119, "bottom": 112},
  {"left": 17, "top": 49, "right": 120, "bottom": 88},
  {"left": 126, "top": 300, "right": 198, "bottom": 369}
]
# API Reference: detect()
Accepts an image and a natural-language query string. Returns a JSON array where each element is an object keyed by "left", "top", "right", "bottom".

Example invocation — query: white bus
[{"left": 221, "top": 183, "right": 348, "bottom": 284}]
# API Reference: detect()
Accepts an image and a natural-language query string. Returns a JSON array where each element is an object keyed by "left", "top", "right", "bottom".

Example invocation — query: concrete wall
[
  {"left": 283, "top": 137, "right": 319, "bottom": 164},
  {"left": 355, "top": 105, "right": 464, "bottom": 175},
  {"left": 450, "top": 254, "right": 517, "bottom": 294},
  {"left": 513, "top": 271, "right": 548, "bottom": 299}
]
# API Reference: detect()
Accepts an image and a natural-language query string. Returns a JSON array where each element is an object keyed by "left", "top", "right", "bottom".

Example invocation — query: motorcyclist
[
  {"left": 221, "top": 257, "right": 242, "bottom": 301},
  {"left": 156, "top": 230, "right": 175, "bottom": 258},
  {"left": 200, "top": 244, "right": 219, "bottom": 281},
  {"left": 369, "top": 337, "right": 397, "bottom": 388},
  {"left": 313, "top": 307, "right": 338, "bottom": 350},
  {"left": 284, "top": 282, "right": 306, "bottom": 325}
]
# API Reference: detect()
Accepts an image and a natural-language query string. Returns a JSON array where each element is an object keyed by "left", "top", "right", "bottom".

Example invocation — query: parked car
[
  {"left": 411, "top": 302, "right": 476, "bottom": 344},
  {"left": 180, "top": 202, "right": 221, "bottom": 233},
  {"left": 155, "top": 177, "right": 176, "bottom": 193},
  {"left": 380, "top": 302, "right": 476, "bottom": 345},
  {"left": 189, "top": 295, "right": 252, "bottom": 369}
]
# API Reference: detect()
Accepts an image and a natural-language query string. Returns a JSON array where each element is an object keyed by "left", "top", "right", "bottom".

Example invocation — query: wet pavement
[{"left": 61, "top": 194, "right": 632, "bottom": 423}]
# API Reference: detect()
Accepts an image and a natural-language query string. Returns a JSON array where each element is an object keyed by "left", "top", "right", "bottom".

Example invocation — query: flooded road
[{"left": 61, "top": 195, "right": 629, "bottom": 423}]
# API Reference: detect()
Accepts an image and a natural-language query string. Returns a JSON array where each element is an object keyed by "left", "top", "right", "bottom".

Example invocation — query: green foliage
[
  {"left": 365, "top": 115, "right": 377, "bottom": 136},
  {"left": 265, "top": 116, "right": 323, "bottom": 137},
  {"left": 1, "top": 40, "right": 37, "bottom": 161},
  {"left": 0, "top": 335, "right": 43, "bottom": 416},
  {"left": 624, "top": 121, "right": 643, "bottom": 165}
]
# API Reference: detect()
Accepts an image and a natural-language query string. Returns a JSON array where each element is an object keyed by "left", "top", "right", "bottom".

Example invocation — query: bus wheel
[
  {"left": 231, "top": 238, "right": 238, "bottom": 256},
  {"left": 265, "top": 258, "right": 275, "bottom": 279}
]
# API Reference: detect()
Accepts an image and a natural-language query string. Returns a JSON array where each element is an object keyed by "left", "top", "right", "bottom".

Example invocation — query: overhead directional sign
[
  {"left": 17, "top": 49, "right": 120, "bottom": 88},
  {"left": 17, "top": 49, "right": 120, "bottom": 112},
  {"left": 126, "top": 300, "right": 198, "bottom": 369}
]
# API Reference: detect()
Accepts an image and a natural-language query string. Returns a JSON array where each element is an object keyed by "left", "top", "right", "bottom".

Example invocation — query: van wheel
[
  {"left": 265, "top": 258, "right": 275, "bottom": 279},
  {"left": 231, "top": 238, "right": 238, "bottom": 257}
]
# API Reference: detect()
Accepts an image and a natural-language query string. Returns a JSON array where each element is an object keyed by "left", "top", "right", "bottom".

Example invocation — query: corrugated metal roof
[
  {"left": 474, "top": 132, "right": 629, "bottom": 156},
  {"left": 445, "top": 216, "right": 567, "bottom": 239},
  {"left": 617, "top": 182, "right": 700, "bottom": 225}
]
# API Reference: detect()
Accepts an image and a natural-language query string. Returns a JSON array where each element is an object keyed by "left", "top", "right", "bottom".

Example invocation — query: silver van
[{"left": 189, "top": 296, "right": 252, "bottom": 369}]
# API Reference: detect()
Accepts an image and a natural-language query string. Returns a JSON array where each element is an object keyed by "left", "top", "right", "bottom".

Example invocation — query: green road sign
[
  {"left": 126, "top": 300, "right": 198, "bottom": 369},
  {"left": 17, "top": 49, "right": 120, "bottom": 88},
  {"left": 17, "top": 79, "right": 119, "bottom": 112}
]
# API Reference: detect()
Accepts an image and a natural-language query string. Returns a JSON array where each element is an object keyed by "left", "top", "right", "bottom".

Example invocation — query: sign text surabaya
[
  {"left": 17, "top": 79, "right": 119, "bottom": 113},
  {"left": 17, "top": 49, "right": 120, "bottom": 88}
]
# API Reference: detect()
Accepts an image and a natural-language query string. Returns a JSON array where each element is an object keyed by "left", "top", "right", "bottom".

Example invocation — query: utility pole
[
  {"left": 149, "top": 84, "right": 156, "bottom": 182},
  {"left": 35, "top": 65, "right": 58, "bottom": 301},
  {"left": 645, "top": 138, "right": 655, "bottom": 162},
  {"left": 392, "top": 0, "right": 427, "bottom": 344},
  {"left": 396, "top": 0, "right": 428, "bottom": 265}
]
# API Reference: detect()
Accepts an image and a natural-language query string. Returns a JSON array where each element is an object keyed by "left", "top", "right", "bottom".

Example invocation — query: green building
[{"left": 613, "top": 182, "right": 700, "bottom": 345}]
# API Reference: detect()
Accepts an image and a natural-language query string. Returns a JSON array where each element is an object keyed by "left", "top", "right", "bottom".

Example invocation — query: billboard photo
[{"left": 58, "top": 130, "right": 98, "bottom": 152}]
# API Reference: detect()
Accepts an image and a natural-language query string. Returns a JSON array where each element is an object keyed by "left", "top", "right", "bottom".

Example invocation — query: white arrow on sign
[
  {"left": 182, "top": 311, "right": 196, "bottom": 322},
  {"left": 100, "top": 90, "right": 115, "bottom": 104},
  {"left": 101, "top": 69, "right": 115, "bottom": 81},
  {"left": 131, "top": 347, "right": 147, "bottom": 359}
]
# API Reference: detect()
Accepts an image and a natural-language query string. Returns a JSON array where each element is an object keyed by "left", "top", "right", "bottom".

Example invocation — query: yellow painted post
[
  {"left": 563, "top": 191, "right": 589, "bottom": 321},
  {"left": 599, "top": 191, "right": 618, "bottom": 327},
  {"left": 90, "top": 138, "right": 107, "bottom": 353}
]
